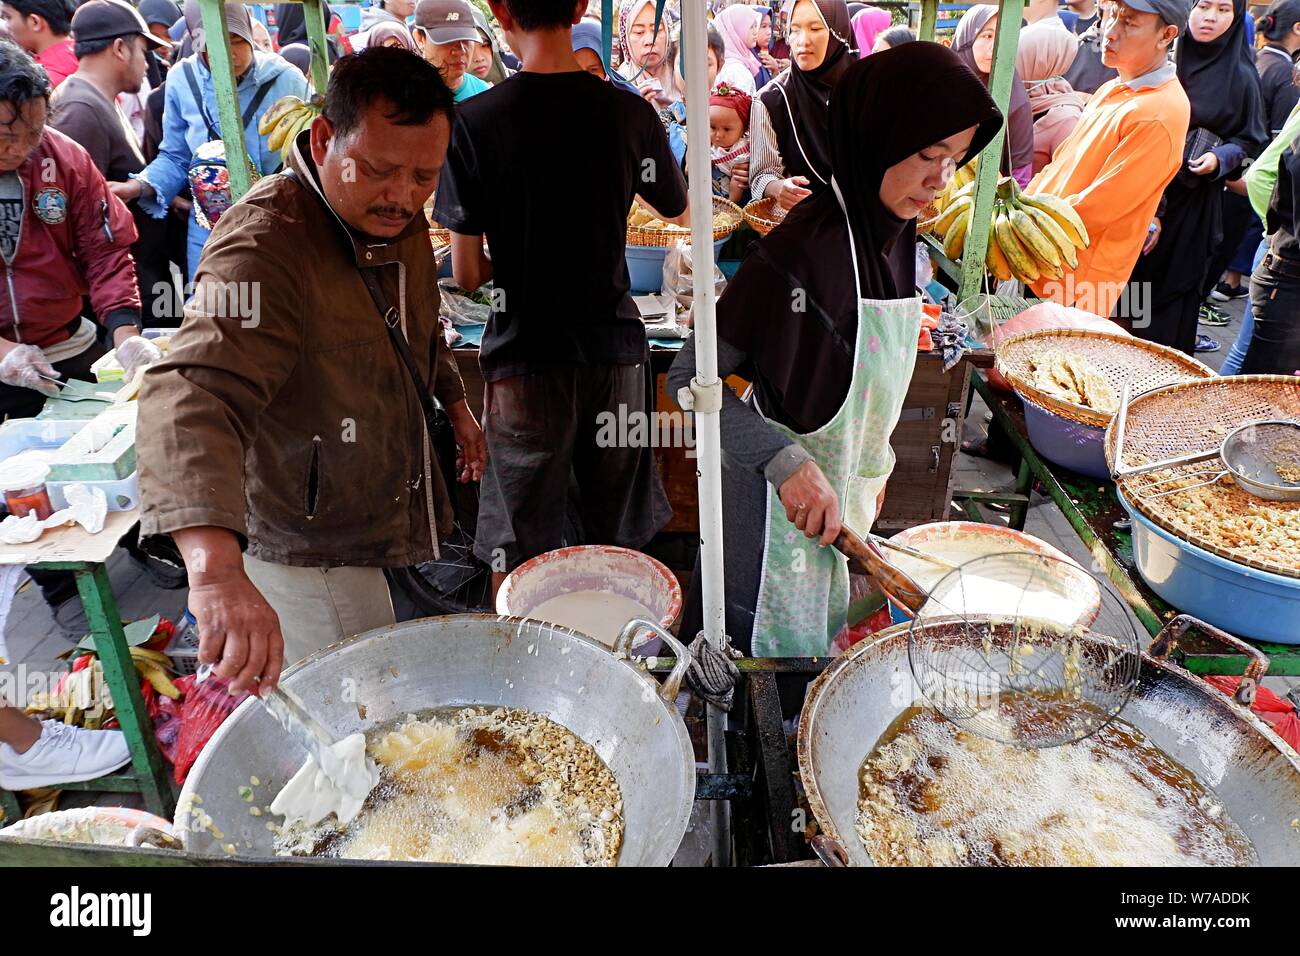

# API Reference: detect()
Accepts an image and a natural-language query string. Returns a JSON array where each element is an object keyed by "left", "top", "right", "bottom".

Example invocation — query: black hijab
[
  {"left": 720, "top": 43, "right": 1001, "bottom": 433},
  {"left": 274, "top": 3, "right": 333, "bottom": 47},
  {"left": 759, "top": 0, "right": 856, "bottom": 189},
  {"left": 1177, "top": 0, "right": 1268, "bottom": 148},
  {"left": 952, "top": 4, "right": 1036, "bottom": 175}
]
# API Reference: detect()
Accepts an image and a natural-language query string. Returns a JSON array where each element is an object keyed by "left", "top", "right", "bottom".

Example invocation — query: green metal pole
[
  {"left": 198, "top": 0, "right": 253, "bottom": 200},
  {"left": 301, "top": 0, "right": 330, "bottom": 97},
  {"left": 918, "top": 0, "right": 938, "bottom": 40},
  {"left": 957, "top": 0, "right": 1025, "bottom": 301},
  {"left": 75, "top": 565, "right": 174, "bottom": 818}
]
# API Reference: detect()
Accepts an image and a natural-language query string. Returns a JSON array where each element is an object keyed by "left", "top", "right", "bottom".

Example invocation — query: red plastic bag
[
  {"left": 1205, "top": 676, "right": 1300, "bottom": 752},
  {"left": 171, "top": 673, "right": 251, "bottom": 785}
]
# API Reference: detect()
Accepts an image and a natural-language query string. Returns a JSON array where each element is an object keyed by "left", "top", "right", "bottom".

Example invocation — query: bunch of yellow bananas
[
  {"left": 922, "top": 158, "right": 978, "bottom": 234},
  {"left": 986, "top": 177, "right": 1089, "bottom": 283},
  {"left": 929, "top": 176, "right": 1090, "bottom": 284},
  {"left": 258, "top": 94, "right": 324, "bottom": 163}
]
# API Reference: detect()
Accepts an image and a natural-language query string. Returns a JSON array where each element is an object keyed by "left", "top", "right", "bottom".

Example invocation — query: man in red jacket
[
  {"left": 1, "top": 0, "right": 76, "bottom": 88},
  {"left": 0, "top": 37, "right": 156, "bottom": 420}
]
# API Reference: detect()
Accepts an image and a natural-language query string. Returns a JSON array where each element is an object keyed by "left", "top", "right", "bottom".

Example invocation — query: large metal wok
[
  {"left": 798, "top": 617, "right": 1300, "bottom": 866},
  {"left": 176, "top": 614, "right": 696, "bottom": 866}
]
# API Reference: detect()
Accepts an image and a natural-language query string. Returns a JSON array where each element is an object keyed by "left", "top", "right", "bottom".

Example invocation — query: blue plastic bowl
[
  {"left": 1019, "top": 394, "right": 1110, "bottom": 480},
  {"left": 1119, "top": 491, "right": 1300, "bottom": 645},
  {"left": 625, "top": 239, "right": 728, "bottom": 294}
]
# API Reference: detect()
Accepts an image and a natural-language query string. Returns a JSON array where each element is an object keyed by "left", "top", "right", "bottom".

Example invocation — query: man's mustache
[{"left": 368, "top": 205, "right": 415, "bottom": 220}]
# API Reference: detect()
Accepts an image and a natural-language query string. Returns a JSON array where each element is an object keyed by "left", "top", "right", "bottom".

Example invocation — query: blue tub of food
[
  {"left": 626, "top": 238, "right": 728, "bottom": 294},
  {"left": 1119, "top": 491, "right": 1300, "bottom": 645},
  {"left": 1019, "top": 394, "right": 1110, "bottom": 480}
]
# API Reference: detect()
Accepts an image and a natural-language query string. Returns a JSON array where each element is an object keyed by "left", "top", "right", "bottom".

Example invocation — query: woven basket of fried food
[
  {"left": 626, "top": 195, "right": 743, "bottom": 247},
  {"left": 1104, "top": 375, "right": 1300, "bottom": 579},
  {"left": 995, "top": 328, "right": 1215, "bottom": 428}
]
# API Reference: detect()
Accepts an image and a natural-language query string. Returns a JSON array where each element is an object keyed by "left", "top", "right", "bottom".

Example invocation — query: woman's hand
[
  {"left": 778, "top": 459, "right": 841, "bottom": 546},
  {"left": 759, "top": 50, "right": 779, "bottom": 72},
  {"left": 110, "top": 179, "right": 144, "bottom": 203},
  {"left": 773, "top": 176, "right": 812, "bottom": 209},
  {"left": 728, "top": 162, "right": 750, "bottom": 204},
  {"left": 1187, "top": 151, "right": 1219, "bottom": 176}
]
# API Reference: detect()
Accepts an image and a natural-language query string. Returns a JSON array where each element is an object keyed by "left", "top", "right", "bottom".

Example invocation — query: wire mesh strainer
[{"left": 907, "top": 552, "right": 1142, "bottom": 748}]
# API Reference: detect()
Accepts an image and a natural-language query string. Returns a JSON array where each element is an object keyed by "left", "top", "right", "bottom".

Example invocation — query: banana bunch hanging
[
  {"left": 925, "top": 175, "right": 1089, "bottom": 284},
  {"left": 258, "top": 94, "right": 325, "bottom": 164}
]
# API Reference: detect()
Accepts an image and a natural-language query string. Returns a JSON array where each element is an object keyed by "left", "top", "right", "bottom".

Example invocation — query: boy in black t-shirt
[{"left": 435, "top": 0, "right": 688, "bottom": 593}]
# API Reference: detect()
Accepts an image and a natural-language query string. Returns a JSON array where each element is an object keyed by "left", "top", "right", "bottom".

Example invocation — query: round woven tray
[
  {"left": 626, "top": 195, "right": 743, "bottom": 247},
  {"left": 743, "top": 196, "right": 787, "bottom": 236},
  {"left": 995, "top": 328, "right": 1216, "bottom": 428},
  {"left": 1104, "top": 375, "right": 1300, "bottom": 580}
]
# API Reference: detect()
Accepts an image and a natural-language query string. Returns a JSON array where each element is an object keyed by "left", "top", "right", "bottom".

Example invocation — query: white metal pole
[{"left": 679, "top": 0, "right": 731, "bottom": 867}]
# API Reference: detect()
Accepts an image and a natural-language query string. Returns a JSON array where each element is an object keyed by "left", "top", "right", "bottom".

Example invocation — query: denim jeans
[{"left": 1219, "top": 239, "right": 1267, "bottom": 375}]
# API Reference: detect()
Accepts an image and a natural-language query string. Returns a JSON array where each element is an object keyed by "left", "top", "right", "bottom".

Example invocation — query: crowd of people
[{"left": 0, "top": 0, "right": 1298, "bottom": 785}]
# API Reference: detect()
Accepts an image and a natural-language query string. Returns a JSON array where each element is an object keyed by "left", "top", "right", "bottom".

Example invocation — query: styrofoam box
[
  {"left": 0, "top": 419, "right": 139, "bottom": 512},
  {"left": 91, "top": 327, "right": 179, "bottom": 382}
]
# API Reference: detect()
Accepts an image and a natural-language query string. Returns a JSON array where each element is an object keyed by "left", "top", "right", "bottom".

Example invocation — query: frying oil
[{"left": 856, "top": 704, "right": 1257, "bottom": 867}]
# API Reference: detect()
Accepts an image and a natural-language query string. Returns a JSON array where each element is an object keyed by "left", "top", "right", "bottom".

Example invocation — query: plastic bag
[
  {"left": 1205, "top": 676, "right": 1300, "bottom": 752},
  {"left": 662, "top": 240, "right": 725, "bottom": 329},
  {"left": 170, "top": 673, "right": 250, "bottom": 785}
]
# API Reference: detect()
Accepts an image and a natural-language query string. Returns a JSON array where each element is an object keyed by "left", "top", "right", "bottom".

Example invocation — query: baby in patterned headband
[{"left": 709, "top": 83, "right": 752, "bottom": 204}]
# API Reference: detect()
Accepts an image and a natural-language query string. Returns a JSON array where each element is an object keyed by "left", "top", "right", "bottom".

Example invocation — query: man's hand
[
  {"left": 772, "top": 176, "right": 812, "bottom": 210},
  {"left": 1142, "top": 217, "right": 1161, "bottom": 255},
  {"left": 728, "top": 161, "right": 750, "bottom": 204},
  {"left": 778, "top": 459, "right": 841, "bottom": 546},
  {"left": 114, "top": 333, "right": 163, "bottom": 381},
  {"left": 1187, "top": 151, "right": 1219, "bottom": 177},
  {"left": 173, "top": 527, "right": 284, "bottom": 695},
  {"left": 1225, "top": 177, "right": 1247, "bottom": 196},
  {"left": 447, "top": 399, "right": 485, "bottom": 482},
  {"left": 0, "top": 344, "right": 60, "bottom": 396}
]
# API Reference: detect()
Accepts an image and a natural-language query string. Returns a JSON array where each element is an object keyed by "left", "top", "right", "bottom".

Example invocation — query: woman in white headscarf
[{"left": 616, "top": 0, "right": 678, "bottom": 106}]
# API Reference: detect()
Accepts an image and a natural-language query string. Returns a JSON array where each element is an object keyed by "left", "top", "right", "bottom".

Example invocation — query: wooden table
[{"left": 0, "top": 510, "right": 173, "bottom": 825}]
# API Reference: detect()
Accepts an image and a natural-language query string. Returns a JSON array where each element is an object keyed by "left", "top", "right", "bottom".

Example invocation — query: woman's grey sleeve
[{"left": 666, "top": 333, "right": 810, "bottom": 490}]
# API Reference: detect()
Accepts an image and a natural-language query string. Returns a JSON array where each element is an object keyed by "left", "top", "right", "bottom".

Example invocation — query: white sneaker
[{"left": 0, "top": 721, "right": 131, "bottom": 789}]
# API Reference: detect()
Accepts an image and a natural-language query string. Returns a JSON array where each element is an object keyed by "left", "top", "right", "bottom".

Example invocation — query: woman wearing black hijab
[
  {"left": 749, "top": 0, "right": 856, "bottom": 209},
  {"left": 273, "top": 2, "right": 338, "bottom": 62},
  {"left": 667, "top": 43, "right": 1001, "bottom": 657},
  {"left": 1128, "top": 0, "right": 1268, "bottom": 355}
]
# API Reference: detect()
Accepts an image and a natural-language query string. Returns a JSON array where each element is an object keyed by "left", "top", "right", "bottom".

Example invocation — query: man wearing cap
[
  {"left": 413, "top": 0, "right": 491, "bottom": 101},
  {"left": 109, "top": 0, "right": 307, "bottom": 277},
  {"left": 51, "top": 0, "right": 174, "bottom": 325},
  {"left": 1, "top": 0, "right": 76, "bottom": 88},
  {"left": 1028, "top": 0, "right": 1191, "bottom": 321}
]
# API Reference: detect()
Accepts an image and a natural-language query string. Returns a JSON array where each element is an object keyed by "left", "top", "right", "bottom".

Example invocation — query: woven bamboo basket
[
  {"left": 743, "top": 196, "right": 787, "bottom": 236},
  {"left": 1103, "top": 375, "right": 1300, "bottom": 579},
  {"left": 995, "top": 328, "right": 1216, "bottom": 428},
  {"left": 626, "top": 195, "right": 743, "bottom": 247}
]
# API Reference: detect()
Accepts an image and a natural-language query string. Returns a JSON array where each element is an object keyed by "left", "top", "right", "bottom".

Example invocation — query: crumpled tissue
[{"left": 0, "top": 482, "right": 108, "bottom": 545}]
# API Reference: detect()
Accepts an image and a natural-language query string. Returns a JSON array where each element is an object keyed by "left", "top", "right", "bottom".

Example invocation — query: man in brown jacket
[{"left": 136, "top": 47, "right": 484, "bottom": 695}]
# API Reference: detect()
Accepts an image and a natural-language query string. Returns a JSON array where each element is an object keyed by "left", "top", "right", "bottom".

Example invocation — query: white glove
[
  {"left": 114, "top": 335, "right": 163, "bottom": 381},
  {"left": 0, "top": 344, "right": 60, "bottom": 396}
]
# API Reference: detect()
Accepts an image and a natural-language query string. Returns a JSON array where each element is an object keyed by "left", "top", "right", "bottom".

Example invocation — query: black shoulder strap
[
  {"left": 358, "top": 267, "right": 442, "bottom": 447},
  {"left": 182, "top": 61, "right": 218, "bottom": 141},
  {"left": 183, "top": 60, "right": 278, "bottom": 151},
  {"left": 279, "top": 166, "right": 440, "bottom": 440},
  {"left": 242, "top": 78, "right": 276, "bottom": 129}
]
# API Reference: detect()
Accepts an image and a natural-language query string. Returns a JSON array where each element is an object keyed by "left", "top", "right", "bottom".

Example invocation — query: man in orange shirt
[{"left": 1029, "top": 0, "right": 1190, "bottom": 321}]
